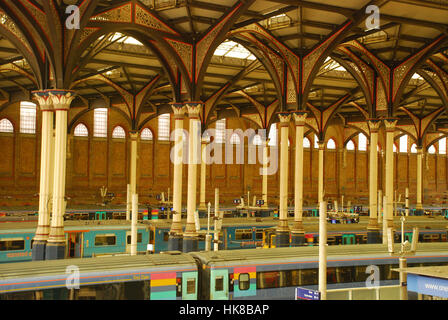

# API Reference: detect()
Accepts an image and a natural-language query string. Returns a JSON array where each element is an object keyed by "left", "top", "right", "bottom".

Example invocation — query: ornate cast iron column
[{"left": 367, "top": 119, "right": 381, "bottom": 243}]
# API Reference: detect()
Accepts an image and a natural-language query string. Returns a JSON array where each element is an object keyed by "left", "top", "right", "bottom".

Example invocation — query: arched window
[
  {"left": 346, "top": 140, "right": 355, "bottom": 151},
  {"left": 74, "top": 123, "right": 89, "bottom": 137},
  {"left": 158, "top": 114, "right": 170, "bottom": 141},
  {"left": 20, "top": 101, "right": 37, "bottom": 134},
  {"left": 411, "top": 143, "right": 417, "bottom": 154},
  {"left": 327, "top": 139, "right": 336, "bottom": 150},
  {"left": 303, "top": 137, "right": 311, "bottom": 148},
  {"left": 215, "top": 119, "right": 226, "bottom": 144},
  {"left": 314, "top": 134, "right": 319, "bottom": 149},
  {"left": 428, "top": 145, "right": 436, "bottom": 154},
  {"left": 399, "top": 135, "right": 408, "bottom": 153},
  {"left": 94, "top": 108, "right": 108, "bottom": 138},
  {"left": 439, "top": 137, "right": 446, "bottom": 155},
  {"left": 0, "top": 118, "right": 14, "bottom": 133},
  {"left": 141, "top": 128, "right": 153, "bottom": 141},
  {"left": 253, "top": 134, "right": 262, "bottom": 146},
  {"left": 358, "top": 133, "right": 367, "bottom": 151},
  {"left": 112, "top": 126, "right": 126, "bottom": 139},
  {"left": 268, "top": 124, "right": 277, "bottom": 146},
  {"left": 230, "top": 133, "right": 241, "bottom": 145},
  {"left": 393, "top": 144, "right": 397, "bottom": 153}
]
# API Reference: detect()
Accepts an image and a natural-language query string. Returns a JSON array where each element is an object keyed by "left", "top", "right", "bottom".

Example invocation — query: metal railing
[{"left": 327, "top": 285, "right": 401, "bottom": 300}]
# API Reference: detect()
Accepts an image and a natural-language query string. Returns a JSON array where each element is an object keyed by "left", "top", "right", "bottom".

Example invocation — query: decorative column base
[
  {"left": 168, "top": 234, "right": 183, "bottom": 251},
  {"left": 182, "top": 236, "right": 199, "bottom": 253},
  {"left": 32, "top": 240, "right": 47, "bottom": 261},
  {"left": 275, "top": 230, "right": 290, "bottom": 247},
  {"left": 45, "top": 242, "right": 65, "bottom": 260}
]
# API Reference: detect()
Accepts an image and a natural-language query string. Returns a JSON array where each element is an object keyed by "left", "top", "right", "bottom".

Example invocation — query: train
[
  {"left": 1, "top": 217, "right": 447, "bottom": 264},
  {"left": 1, "top": 243, "right": 448, "bottom": 300}
]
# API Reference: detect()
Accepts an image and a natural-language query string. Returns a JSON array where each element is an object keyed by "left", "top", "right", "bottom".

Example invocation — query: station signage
[{"left": 295, "top": 287, "right": 321, "bottom": 300}]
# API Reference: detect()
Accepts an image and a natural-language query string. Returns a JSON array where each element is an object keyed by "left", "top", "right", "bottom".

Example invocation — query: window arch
[
  {"left": 358, "top": 133, "right": 367, "bottom": 151},
  {"left": 141, "top": 128, "right": 153, "bottom": 141},
  {"left": 74, "top": 123, "right": 89, "bottom": 137},
  {"left": 20, "top": 101, "right": 37, "bottom": 134},
  {"left": 439, "top": 137, "right": 446, "bottom": 155},
  {"left": 268, "top": 124, "right": 277, "bottom": 146},
  {"left": 327, "top": 139, "right": 336, "bottom": 150},
  {"left": 399, "top": 135, "right": 408, "bottom": 153},
  {"left": 303, "top": 137, "right": 311, "bottom": 148},
  {"left": 428, "top": 144, "right": 436, "bottom": 154},
  {"left": 0, "top": 118, "right": 14, "bottom": 133},
  {"left": 314, "top": 134, "right": 319, "bottom": 149},
  {"left": 230, "top": 133, "right": 241, "bottom": 145},
  {"left": 158, "top": 114, "right": 170, "bottom": 141},
  {"left": 411, "top": 143, "right": 417, "bottom": 154},
  {"left": 112, "top": 126, "right": 126, "bottom": 139},
  {"left": 393, "top": 144, "right": 397, "bottom": 153},
  {"left": 346, "top": 140, "right": 355, "bottom": 151},
  {"left": 253, "top": 134, "right": 262, "bottom": 146}
]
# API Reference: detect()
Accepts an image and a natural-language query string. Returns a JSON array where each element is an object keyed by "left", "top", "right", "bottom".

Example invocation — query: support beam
[
  {"left": 183, "top": 103, "right": 202, "bottom": 253},
  {"left": 318, "top": 141, "right": 325, "bottom": 206},
  {"left": 384, "top": 119, "right": 397, "bottom": 238},
  {"left": 276, "top": 112, "right": 291, "bottom": 248},
  {"left": 198, "top": 137, "right": 208, "bottom": 211},
  {"left": 45, "top": 91, "right": 76, "bottom": 260},
  {"left": 261, "top": 139, "right": 269, "bottom": 209},
  {"left": 32, "top": 93, "right": 54, "bottom": 261},
  {"left": 291, "top": 112, "right": 307, "bottom": 246},
  {"left": 416, "top": 146, "right": 424, "bottom": 214},
  {"left": 128, "top": 131, "right": 139, "bottom": 220},
  {"left": 367, "top": 120, "right": 381, "bottom": 243},
  {"left": 169, "top": 103, "right": 186, "bottom": 251}
]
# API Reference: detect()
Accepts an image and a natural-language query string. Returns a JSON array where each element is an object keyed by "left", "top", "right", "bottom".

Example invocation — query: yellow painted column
[
  {"left": 46, "top": 90, "right": 76, "bottom": 260},
  {"left": 32, "top": 93, "right": 54, "bottom": 261},
  {"left": 384, "top": 119, "right": 397, "bottom": 233},
  {"left": 318, "top": 141, "right": 325, "bottom": 205},
  {"left": 128, "top": 131, "right": 139, "bottom": 220},
  {"left": 276, "top": 112, "right": 291, "bottom": 247},
  {"left": 262, "top": 139, "right": 269, "bottom": 208},
  {"left": 198, "top": 138, "right": 208, "bottom": 211},
  {"left": 291, "top": 112, "right": 307, "bottom": 246},
  {"left": 169, "top": 104, "right": 185, "bottom": 250},
  {"left": 183, "top": 103, "right": 202, "bottom": 252},
  {"left": 367, "top": 120, "right": 381, "bottom": 243},
  {"left": 416, "top": 146, "right": 423, "bottom": 211}
]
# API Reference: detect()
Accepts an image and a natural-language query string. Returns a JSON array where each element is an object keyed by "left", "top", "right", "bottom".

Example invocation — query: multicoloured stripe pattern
[
  {"left": 233, "top": 266, "right": 256, "bottom": 297},
  {"left": 150, "top": 272, "right": 176, "bottom": 300}
]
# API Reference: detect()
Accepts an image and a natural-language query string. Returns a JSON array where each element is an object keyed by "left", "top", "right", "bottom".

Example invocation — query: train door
[
  {"left": 182, "top": 272, "right": 198, "bottom": 300},
  {"left": 66, "top": 232, "right": 83, "bottom": 258},
  {"left": 210, "top": 269, "right": 229, "bottom": 300}
]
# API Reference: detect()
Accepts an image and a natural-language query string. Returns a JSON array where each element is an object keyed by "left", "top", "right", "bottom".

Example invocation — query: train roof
[
  {"left": 0, "top": 252, "right": 196, "bottom": 291},
  {"left": 191, "top": 243, "right": 448, "bottom": 267}
]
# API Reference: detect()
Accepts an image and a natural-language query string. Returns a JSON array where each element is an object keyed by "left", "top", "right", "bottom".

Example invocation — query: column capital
[
  {"left": 171, "top": 103, "right": 186, "bottom": 119},
  {"left": 32, "top": 93, "right": 53, "bottom": 112},
  {"left": 277, "top": 112, "right": 291, "bottom": 126},
  {"left": 129, "top": 131, "right": 139, "bottom": 141},
  {"left": 368, "top": 119, "right": 381, "bottom": 133},
  {"left": 292, "top": 111, "right": 308, "bottom": 126},
  {"left": 383, "top": 118, "right": 398, "bottom": 132},
  {"left": 318, "top": 141, "right": 325, "bottom": 150},
  {"left": 185, "top": 102, "right": 203, "bottom": 119}
]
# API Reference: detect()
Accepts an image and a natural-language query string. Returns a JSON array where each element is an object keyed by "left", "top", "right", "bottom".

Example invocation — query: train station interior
[{"left": 1, "top": 0, "right": 448, "bottom": 301}]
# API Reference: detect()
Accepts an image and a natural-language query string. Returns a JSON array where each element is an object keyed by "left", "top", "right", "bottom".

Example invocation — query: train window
[
  {"left": 327, "top": 267, "right": 337, "bottom": 284},
  {"left": 94, "top": 235, "right": 116, "bottom": 246},
  {"left": 0, "top": 239, "right": 25, "bottom": 251},
  {"left": 290, "top": 270, "right": 300, "bottom": 286},
  {"left": 239, "top": 273, "right": 250, "bottom": 291},
  {"left": 257, "top": 271, "right": 279, "bottom": 289},
  {"left": 127, "top": 233, "right": 143, "bottom": 244},
  {"left": 301, "top": 269, "right": 318, "bottom": 286},
  {"left": 187, "top": 278, "right": 196, "bottom": 295},
  {"left": 235, "top": 229, "right": 252, "bottom": 240},
  {"left": 215, "top": 276, "right": 224, "bottom": 292},
  {"left": 163, "top": 232, "right": 169, "bottom": 242},
  {"left": 337, "top": 266, "right": 356, "bottom": 283},
  {"left": 255, "top": 231, "right": 263, "bottom": 240}
]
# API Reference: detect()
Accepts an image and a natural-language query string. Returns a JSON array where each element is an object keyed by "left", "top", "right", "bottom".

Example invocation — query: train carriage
[
  {"left": 0, "top": 252, "right": 199, "bottom": 300},
  {"left": 191, "top": 243, "right": 448, "bottom": 300}
]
